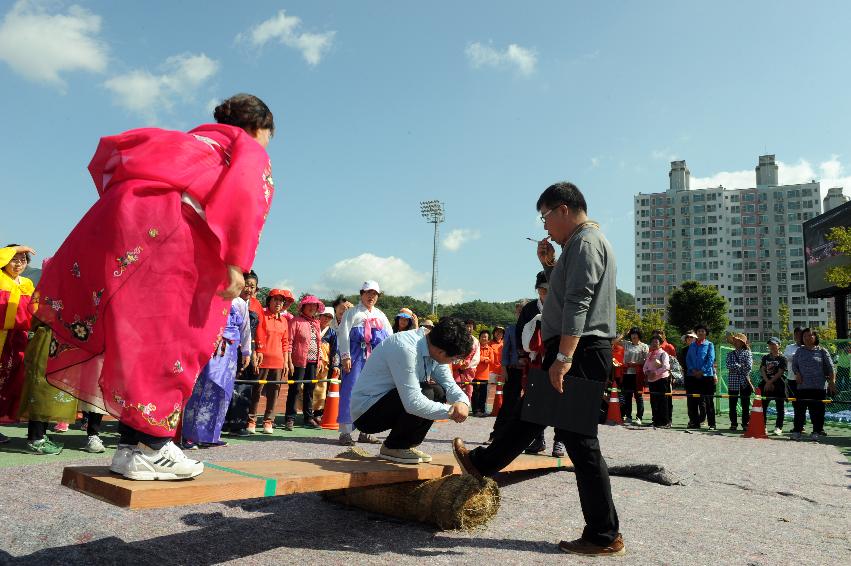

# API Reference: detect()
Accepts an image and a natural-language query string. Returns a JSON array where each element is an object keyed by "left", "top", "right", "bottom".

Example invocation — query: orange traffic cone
[
  {"left": 606, "top": 386, "right": 623, "bottom": 425},
  {"left": 743, "top": 388, "right": 768, "bottom": 439},
  {"left": 320, "top": 369, "right": 341, "bottom": 431},
  {"left": 490, "top": 380, "right": 503, "bottom": 416}
]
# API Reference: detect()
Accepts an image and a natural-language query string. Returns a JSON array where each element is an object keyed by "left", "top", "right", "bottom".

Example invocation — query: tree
[
  {"left": 640, "top": 308, "right": 666, "bottom": 342},
  {"left": 667, "top": 280, "right": 728, "bottom": 340},
  {"left": 776, "top": 302, "right": 792, "bottom": 341},
  {"left": 825, "top": 226, "right": 851, "bottom": 289},
  {"left": 616, "top": 289, "right": 635, "bottom": 309},
  {"left": 616, "top": 307, "right": 641, "bottom": 337}
]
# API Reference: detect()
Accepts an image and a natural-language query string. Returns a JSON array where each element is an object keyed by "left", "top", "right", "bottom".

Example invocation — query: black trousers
[
  {"left": 226, "top": 359, "right": 257, "bottom": 431},
  {"left": 27, "top": 421, "right": 48, "bottom": 442},
  {"left": 687, "top": 376, "right": 715, "bottom": 427},
  {"left": 787, "top": 380, "right": 801, "bottom": 432},
  {"left": 354, "top": 382, "right": 445, "bottom": 449},
  {"left": 118, "top": 422, "right": 170, "bottom": 449},
  {"left": 647, "top": 379, "right": 670, "bottom": 426},
  {"left": 472, "top": 380, "right": 489, "bottom": 414},
  {"left": 85, "top": 412, "right": 104, "bottom": 436},
  {"left": 728, "top": 383, "right": 752, "bottom": 427},
  {"left": 286, "top": 363, "right": 318, "bottom": 420},
  {"left": 793, "top": 388, "right": 826, "bottom": 433},
  {"left": 492, "top": 366, "right": 523, "bottom": 438},
  {"left": 469, "top": 336, "right": 620, "bottom": 546},
  {"left": 761, "top": 381, "right": 785, "bottom": 429},
  {"left": 620, "top": 373, "right": 644, "bottom": 420}
]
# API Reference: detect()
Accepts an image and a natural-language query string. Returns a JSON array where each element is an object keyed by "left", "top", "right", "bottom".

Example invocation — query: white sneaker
[
  {"left": 84, "top": 435, "right": 106, "bottom": 453},
  {"left": 409, "top": 446, "right": 433, "bottom": 463},
  {"left": 633, "top": 418, "right": 642, "bottom": 426},
  {"left": 773, "top": 428, "right": 783, "bottom": 436},
  {"left": 109, "top": 443, "right": 136, "bottom": 473},
  {"left": 120, "top": 441, "right": 204, "bottom": 481},
  {"left": 379, "top": 444, "right": 423, "bottom": 464}
]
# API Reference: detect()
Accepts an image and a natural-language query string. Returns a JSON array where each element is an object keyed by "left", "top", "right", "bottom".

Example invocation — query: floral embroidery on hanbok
[
  {"left": 113, "top": 246, "right": 143, "bottom": 277},
  {"left": 92, "top": 289, "right": 104, "bottom": 307},
  {"left": 71, "top": 263, "right": 81, "bottom": 278},
  {"left": 173, "top": 360, "right": 184, "bottom": 374},
  {"left": 148, "top": 228, "right": 159, "bottom": 238},
  {"left": 112, "top": 392, "right": 182, "bottom": 431}
]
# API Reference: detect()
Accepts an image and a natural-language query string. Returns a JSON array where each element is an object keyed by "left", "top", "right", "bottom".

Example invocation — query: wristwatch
[{"left": 556, "top": 352, "right": 573, "bottom": 363}]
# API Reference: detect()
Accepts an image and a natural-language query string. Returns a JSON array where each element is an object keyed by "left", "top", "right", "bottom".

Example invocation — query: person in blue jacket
[{"left": 685, "top": 324, "right": 717, "bottom": 430}]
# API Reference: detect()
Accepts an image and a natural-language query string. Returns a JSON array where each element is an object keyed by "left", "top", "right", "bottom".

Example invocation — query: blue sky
[{"left": 3, "top": 1, "right": 851, "bottom": 302}]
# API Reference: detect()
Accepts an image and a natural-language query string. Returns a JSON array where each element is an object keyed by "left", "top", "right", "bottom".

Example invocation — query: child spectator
[
  {"left": 725, "top": 333, "right": 754, "bottom": 431},
  {"left": 392, "top": 308, "right": 418, "bottom": 332},
  {"left": 251, "top": 289, "right": 292, "bottom": 434},
  {"left": 285, "top": 295, "right": 324, "bottom": 430},
  {"left": 760, "top": 337, "right": 787, "bottom": 436}
]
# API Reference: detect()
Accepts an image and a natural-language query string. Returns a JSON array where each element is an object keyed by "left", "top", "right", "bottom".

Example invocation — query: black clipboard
[{"left": 521, "top": 368, "right": 605, "bottom": 437}]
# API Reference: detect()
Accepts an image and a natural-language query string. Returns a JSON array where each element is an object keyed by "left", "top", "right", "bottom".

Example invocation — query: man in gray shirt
[{"left": 453, "top": 182, "right": 623, "bottom": 557}]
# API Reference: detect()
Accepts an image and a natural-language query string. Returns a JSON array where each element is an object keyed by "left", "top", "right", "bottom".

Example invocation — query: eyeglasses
[
  {"left": 8, "top": 257, "right": 28, "bottom": 264},
  {"left": 539, "top": 204, "right": 564, "bottom": 223}
]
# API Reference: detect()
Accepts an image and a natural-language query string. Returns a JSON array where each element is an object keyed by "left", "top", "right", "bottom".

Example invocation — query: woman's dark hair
[
  {"left": 392, "top": 315, "right": 412, "bottom": 333},
  {"left": 649, "top": 335, "right": 662, "bottom": 346},
  {"left": 535, "top": 182, "right": 587, "bottom": 214},
  {"left": 214, "top": 93, "right": 274, "bottom": 135},
  {"left": 801, "top": 327, "right": 820, "bottom": 346},
  {"left": 464, "top": 319, "right": 476, "bottom": 327},
  {"left": 478, "top": 329, "right": 490, "bottom": 340},
  {"left": 331, "top": 294, "right": 349, "bottom": 309},
  {"left": 694, "top": 323, "right": 708, "bottom": 333},
  {"left": 628, "top": 327, "right": 642, "bottom": 340},
  {"left": 2, "top": 244, "right": 30, "bottom": 267},
  {"left": 243, "top": 270, "right": 259, "bottom": 284},
  {"left": 429, "top": 317, "right": 474, "bottom": 358}
]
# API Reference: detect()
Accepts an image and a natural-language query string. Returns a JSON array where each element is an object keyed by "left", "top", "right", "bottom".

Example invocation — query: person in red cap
[
  {"left": 251, "top": 289, "right": 292, "bottom": 434},
  {"left": 284, "top": 295, "right": 325, "bottom": 430}
]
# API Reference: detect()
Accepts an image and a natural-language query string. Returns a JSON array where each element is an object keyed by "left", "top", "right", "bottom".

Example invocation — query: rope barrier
[
  {"left": 234, "top": 379, "right": 341, "bottom": 385},
  {"left": 608, "top": 388, "right": 837, "bottom": 404}
]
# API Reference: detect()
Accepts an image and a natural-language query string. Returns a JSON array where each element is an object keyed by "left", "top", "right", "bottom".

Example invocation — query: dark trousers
[
  {"left": 250, "top": 368, "right": 282, "bottom": 421},
  {"left": 354, "top": 382, "right": 445, "bottom": 449},
  {"left": 687, "top": 376, "right": 715, "bottom": 427},
  {"left": 469, "top": 336, "right": 620, "bottom": 546},
  {"left": 27, "top": 421, "right": 48, "bottom": 442},
  {"left": 761, "top": 381, "right": 785, "bottom": 429},
  {"left": 118, "top": 421, "right": 169, "bottom": 449},
  {"left": 620, "top": 373, "right": 644, "bottom": 420},
  {"left": 226, "top": 359, "right": 257, "bottom": 431},
  {"left": 472, "top": 380, "right": 489, "bottom": 414},
  {"left": 492, "top": 366, "right": 523, "bottom": 438},
  {"left": 728, "top": 383, "right": 752, "bottom": 427},
  {"left": 85, "top": 412, "right": 104, "bottom": 437},
  {"left": 286, "top": 363, "right": 318, "bottom": 420},
  {"left": 647, "top": 379, "right": 670, "bottom": 426},
  {"left": 793, "top": 388, "right": 826, "bottom": 433},
  {"left": 787, "top": 380, "right": 801, "bottom": 432},
  {"left": 685, "top": 375, "right": 705, "bottom": 424}
]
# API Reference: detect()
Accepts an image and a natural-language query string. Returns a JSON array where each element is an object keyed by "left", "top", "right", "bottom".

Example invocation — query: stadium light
[{"left": 420, "top": 200, "right": 445, "bottom": 314}]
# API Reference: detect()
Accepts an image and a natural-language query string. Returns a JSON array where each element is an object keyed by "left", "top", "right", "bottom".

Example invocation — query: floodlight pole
[{"left": 420, "top": 200, "right": 445, "bottom": 315}]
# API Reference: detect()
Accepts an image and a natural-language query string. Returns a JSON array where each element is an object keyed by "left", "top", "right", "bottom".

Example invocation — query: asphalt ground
[{"left": 0, "top": 399, "right": 848, "bottom": 565}]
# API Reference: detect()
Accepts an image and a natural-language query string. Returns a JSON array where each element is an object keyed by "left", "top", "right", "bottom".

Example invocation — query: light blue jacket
[
  {"left": 686, "top": 339, "right": 715, "bottom": 377},
  {"left": 350, "top": 329, "right": 470, "bottom": 422}
]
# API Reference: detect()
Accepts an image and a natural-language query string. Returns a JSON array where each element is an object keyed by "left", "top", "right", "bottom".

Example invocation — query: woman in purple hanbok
[{"left": 182, "top": 296, "right": 251, "bottom": 447}]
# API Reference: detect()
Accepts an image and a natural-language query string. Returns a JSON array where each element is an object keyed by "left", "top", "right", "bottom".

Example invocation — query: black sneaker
[
  {"left": 524, "top": 438, "right": 546, "bottom": 455},
  {"left": 231, "top": 429, "right": 250, "bottom": 437},
  {"left": 0, "top": 432, "right": 9, "bottom": 444}
]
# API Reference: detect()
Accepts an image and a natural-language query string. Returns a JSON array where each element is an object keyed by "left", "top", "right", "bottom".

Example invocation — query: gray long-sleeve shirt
[{"left": 541, "top": 223, "right": 617, "bottom": 341}]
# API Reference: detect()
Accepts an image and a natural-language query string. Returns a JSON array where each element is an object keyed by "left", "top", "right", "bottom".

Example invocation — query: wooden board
[{"left": 61, "top": 453, "right": 570, "bottom": 510}]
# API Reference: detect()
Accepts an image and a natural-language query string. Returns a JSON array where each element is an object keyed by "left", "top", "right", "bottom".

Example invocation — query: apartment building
[{"left": 634, "top": 155, "right": 828, "bottom": 340}]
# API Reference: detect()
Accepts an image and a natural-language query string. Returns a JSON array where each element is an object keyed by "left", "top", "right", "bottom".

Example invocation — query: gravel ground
[{"left": 0, "top": 416, "right": 849, "bottom": 566}]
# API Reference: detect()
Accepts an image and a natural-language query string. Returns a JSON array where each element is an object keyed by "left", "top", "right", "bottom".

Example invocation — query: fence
[{"left": 717, "top": 339, "right": 851, "bottom": 425}]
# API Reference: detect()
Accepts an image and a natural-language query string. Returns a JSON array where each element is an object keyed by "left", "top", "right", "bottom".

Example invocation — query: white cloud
[
  {"left": 465, "top": 41, "right": 537, "bottom": 76},
  {"left": 443, "top": 228, "right": 481, "bottom": 252},
  {"left": 313, "top": 253, "right": 427, "bottom": 297},
  {"left": 238, "top": 9, "right": 335, "bottom": 66},
  {"left": 104, "top": 53, "right": 219, "bottom": 119},
  {"left": 690, "top": 156, "right": 851, "bottom": 200},
  {"left": 417, "top": 288, "right": 470, "bottom": 305},
  {"left": 0, "top": 0, "right": 107, "bottom": 90}
]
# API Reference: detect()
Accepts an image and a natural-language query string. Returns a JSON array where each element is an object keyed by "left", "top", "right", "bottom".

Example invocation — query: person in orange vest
[
  {"left": 472, "top": 329, "right": 493, "bottom": 416},
  {"left": 250, "top": 289, "right": 292, "bottom": 434},
  {"left": 490, "top": 326, "right": 504, "bottom": 388}
]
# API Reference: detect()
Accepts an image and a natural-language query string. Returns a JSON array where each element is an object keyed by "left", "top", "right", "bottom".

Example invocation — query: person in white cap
[{"left": 336, "top": 280, "right": 393, "bottom": 445}]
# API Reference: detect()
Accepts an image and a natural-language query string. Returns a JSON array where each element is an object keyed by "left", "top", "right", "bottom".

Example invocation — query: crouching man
[{"left": 350, "top": 317, "right": 474, "bottom": 464}]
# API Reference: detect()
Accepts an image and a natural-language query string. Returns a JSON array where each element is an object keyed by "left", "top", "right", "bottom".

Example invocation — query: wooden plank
[{"left": 61, "top": 453, "right": 570, "bottom": 510}]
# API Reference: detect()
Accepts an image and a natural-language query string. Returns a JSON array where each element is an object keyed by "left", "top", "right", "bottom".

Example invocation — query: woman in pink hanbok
[{"left": 34, "top": 94, "right": 276, "bottom": 480}]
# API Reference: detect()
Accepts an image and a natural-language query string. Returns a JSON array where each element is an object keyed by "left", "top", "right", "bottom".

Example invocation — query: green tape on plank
[{"left": 205, "top": 462, "right": 278, "bottom": 497}]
